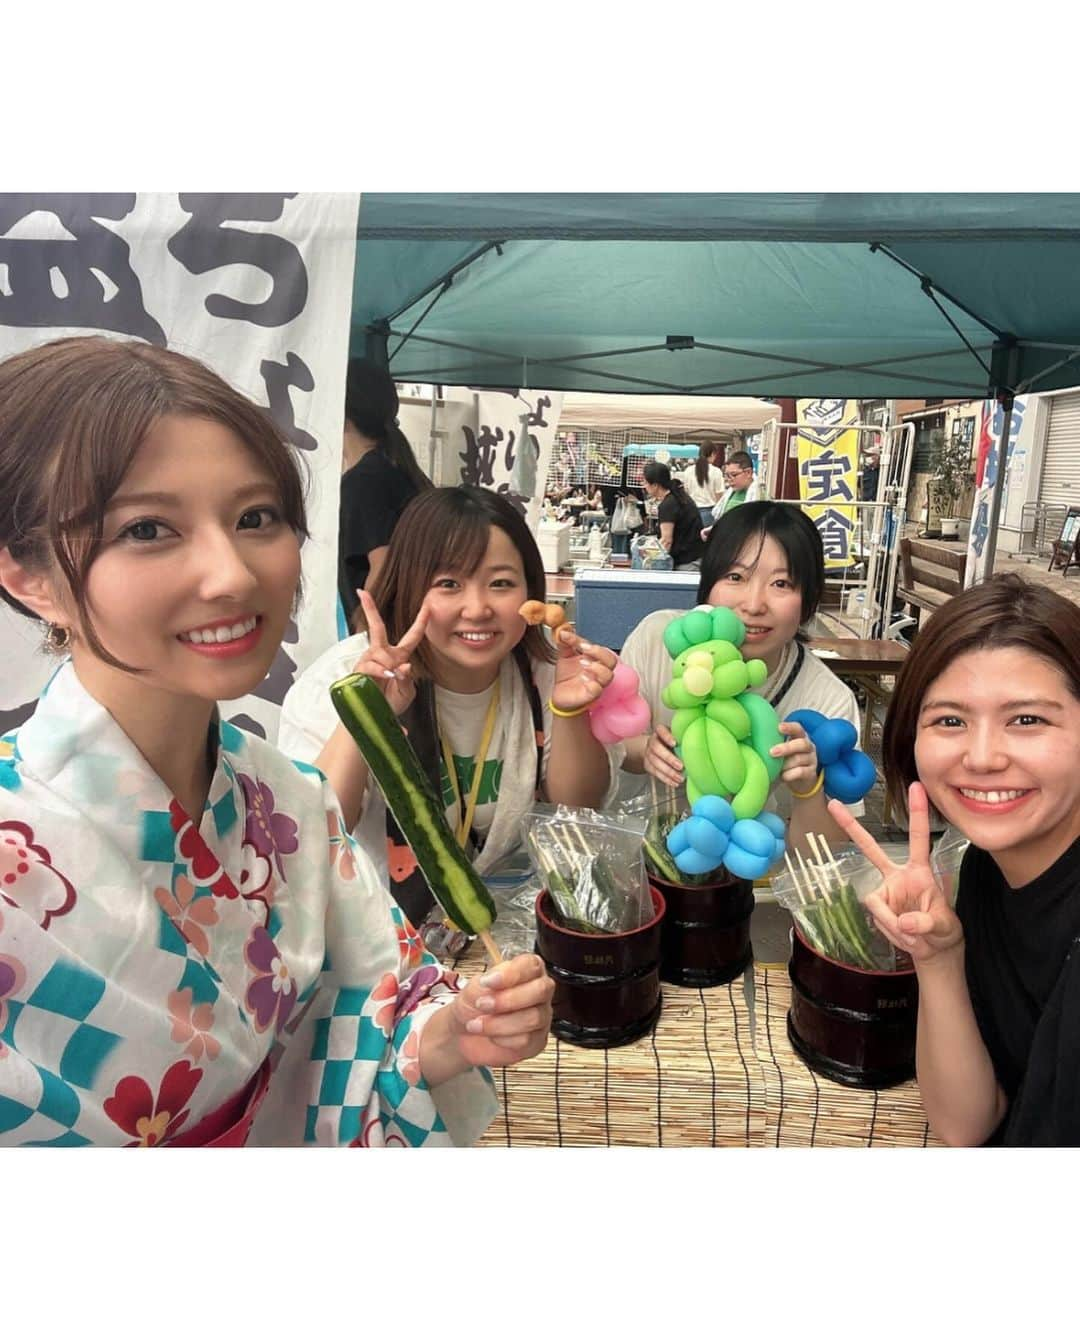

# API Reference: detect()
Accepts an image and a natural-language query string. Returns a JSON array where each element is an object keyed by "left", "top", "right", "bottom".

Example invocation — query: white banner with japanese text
[{"left": 0, "top": 192, "right": 360, "bottom": 740}]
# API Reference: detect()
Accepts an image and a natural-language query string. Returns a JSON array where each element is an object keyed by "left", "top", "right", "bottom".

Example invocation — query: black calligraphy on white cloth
[
  {"left": 168, "top": 194, "right": 308, "bottom": 327},
  {"left": 0, "top": 194, "right": 165, "bottom": 344}
]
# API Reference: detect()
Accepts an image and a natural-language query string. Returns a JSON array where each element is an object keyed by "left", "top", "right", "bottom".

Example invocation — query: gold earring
[{"left": 43, "top": 623, "right": 72, "bottom": 654}]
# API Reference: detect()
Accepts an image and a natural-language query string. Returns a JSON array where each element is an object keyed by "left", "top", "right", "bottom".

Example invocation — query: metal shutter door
[{"left": 1040, "top": 394, "right": 1080, "bottom": 508}]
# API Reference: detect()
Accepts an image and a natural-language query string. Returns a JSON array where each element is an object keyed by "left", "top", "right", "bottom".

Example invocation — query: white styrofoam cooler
[
  {"left": 537, "top": 520, "right": 572, "bottom": 573},
  {"left": 573, "top": 568, "right": 700, "bottom": 651}
]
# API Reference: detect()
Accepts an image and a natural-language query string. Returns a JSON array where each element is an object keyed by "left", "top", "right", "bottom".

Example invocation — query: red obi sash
[{"left": 170, "top": 1059, "right": 272, "bottom": 1148}]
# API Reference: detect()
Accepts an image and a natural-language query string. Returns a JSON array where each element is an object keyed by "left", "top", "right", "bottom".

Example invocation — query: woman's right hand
[
  {"left": 643, "top": 724, "right": 685, "bottom": 788},
  {"left": 827, "top": 782, "right": 963, "bottom": 965},
  {"left": 351, "top": 588, "right": 431, "bottom": 717}
]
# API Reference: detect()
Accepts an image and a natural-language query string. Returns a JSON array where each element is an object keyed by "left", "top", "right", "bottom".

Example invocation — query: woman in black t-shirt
[
  {"left": 337, "top": 359, "right": 432, "bottom": 617},
  {"left": 828, "top": 574, "right": 1080, "bottom": 1146},
  {"left": 641, "top": 461, "right": 703, "bottom": 570}
]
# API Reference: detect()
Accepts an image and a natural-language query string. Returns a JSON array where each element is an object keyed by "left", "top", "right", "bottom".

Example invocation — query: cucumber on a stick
[{"left": 330, "top": 673, "right": 502, "bottom": 964}]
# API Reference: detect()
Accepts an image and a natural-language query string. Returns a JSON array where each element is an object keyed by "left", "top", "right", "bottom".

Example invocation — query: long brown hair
[
  {"left": 882, "top": 573, "right": 1080, "bottom": 809},
  {"left": 694, "top": 440, "right": 717, "bottom": 488},
  {"left": 0, "top": 335, "right": 308, "bottom": 670},
  {"left": 356, "top": 485, "right": 555, "bottom": 677}
]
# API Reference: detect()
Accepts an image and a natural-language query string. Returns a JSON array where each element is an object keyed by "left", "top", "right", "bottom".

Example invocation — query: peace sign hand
[
  {"left": 826, "top": 782, "right": 964, "bottom": 967},
  {"left": 351, "top": 588, "right": 431, "bottom": 717}
]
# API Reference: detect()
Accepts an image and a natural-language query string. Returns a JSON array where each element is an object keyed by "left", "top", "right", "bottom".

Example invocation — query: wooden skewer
[
  {"left": 816, "top": 833, "right": 847, "bottom": 893},
  {"left": 478, "top": 930, "right": 503, "bottom": 966},
  {"left": 784, "top": 850, "right": 807, "bottom": 907},
  {"left": 792, "top": 847, "right": 817, "bottom": 902}
]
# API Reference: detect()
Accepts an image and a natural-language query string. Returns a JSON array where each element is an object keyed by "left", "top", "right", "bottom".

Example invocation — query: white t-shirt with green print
[{"left": 434, "top": 680, "right": 507, "bottom": 844}]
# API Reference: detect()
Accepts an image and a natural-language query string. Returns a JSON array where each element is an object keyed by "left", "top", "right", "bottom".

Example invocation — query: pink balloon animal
[{"left": 587, "top": 661, "right": 651, "bottom": 745}]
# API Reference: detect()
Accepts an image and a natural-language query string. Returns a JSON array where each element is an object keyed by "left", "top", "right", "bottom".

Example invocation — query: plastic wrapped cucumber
[{"left": 329, "top": 673, "right": 497, "bottom": 936}]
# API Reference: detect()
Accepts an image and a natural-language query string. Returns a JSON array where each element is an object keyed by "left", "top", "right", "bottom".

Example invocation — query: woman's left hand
[
  {"left": 438, "top": 955, "right": 555, "bottom": 1073},
  {"left": 550, "top": 628, "right": 617, "bottom": 713},
  {"left": 770, "top": 720, "right": 820, "bottom": 796}
]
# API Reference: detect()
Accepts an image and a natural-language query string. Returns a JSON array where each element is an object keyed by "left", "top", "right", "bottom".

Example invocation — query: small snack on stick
[{"left": 520, "top": 599, "right": 575, "bottom": 646}]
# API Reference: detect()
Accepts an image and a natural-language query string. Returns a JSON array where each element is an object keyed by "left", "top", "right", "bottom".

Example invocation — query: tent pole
[
  {"left": 978, "top": 387, "right": 1016, "bottom": 585},
  {"left": 363, "top": 321, "right": 391, "bottom": 369}
]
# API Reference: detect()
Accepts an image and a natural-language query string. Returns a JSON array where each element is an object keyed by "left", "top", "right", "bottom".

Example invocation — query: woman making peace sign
[
  {"left": 828, "top": 574, "right": 1080, "bottom": 1147},
  {"left": 279, "top": 485, "right": 623, "bottom": 925}
]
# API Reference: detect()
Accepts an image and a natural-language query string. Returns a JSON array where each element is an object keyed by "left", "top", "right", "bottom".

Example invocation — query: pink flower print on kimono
[
  {"left": 0, "top": 914, "right": 27, "bottom": 1060},
  {"left": 327, "top": 810, "right": 358, "bottom": 883},
  {"left": 167, "top": 988, "right": 221, "bottom": 1062},
  {"left": 243, "top": 926, "right": 298, "bottom": 1034},
  {"left": 104, "top": 1060, "right": 203, "bottom": 1147},
  {"left": 238, "top": 774, "right": 299, "bottom": 880},
  {"left": 0, "top": 820, "right": 76, "bottom": 929},
  {"left": 154, "top": 875, "right": 220, "bottom": 958},
  {"left": 169, "top": 800, "right": 231, "bottom": 896},
  {"left": 400, "top": 1029, "right": 422, "bottom": 1087}
]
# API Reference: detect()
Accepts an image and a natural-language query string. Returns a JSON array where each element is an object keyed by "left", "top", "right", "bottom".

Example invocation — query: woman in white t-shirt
[
  {"left": 620, "top": 500, "right": 866, "bottom": 847},
  {"left": 678, "top": 442, "right": 726, "bottom": 529},
  {"left": 279, "top": 485, "right": 623, "bottom": 925}
]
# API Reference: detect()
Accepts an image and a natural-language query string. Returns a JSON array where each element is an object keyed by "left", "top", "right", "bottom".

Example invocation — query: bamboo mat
[
  {"left": 754, "top": 966, "right": 942, "bottom": 1148},
  {"left": 454, "top": 945, "right": 764, "bottom": 1147}
]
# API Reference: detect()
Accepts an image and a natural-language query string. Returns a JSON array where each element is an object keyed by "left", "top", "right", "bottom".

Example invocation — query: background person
[
  {"left": 338, "top": 357, "right": 431, "bottom": 615},
  {"left": 678, "top": 441, "right": 725, "bottom": 530},
  {"left": 711, "top": 450, "right": 762, "bottom": 522},
  {"left": 641, "top": 460, "right": 703, "bottom": 571}
]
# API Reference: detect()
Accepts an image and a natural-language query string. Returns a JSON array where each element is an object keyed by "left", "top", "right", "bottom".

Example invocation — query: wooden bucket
[
  {"left": 534, "top": 886, "right": 665, "bottom": 1049},
  {"left": 786, "top": 926, "right": 918, "bottom": 1089},
  {"left": 649, "top": 870, "right": 754, "bottom": 987}
]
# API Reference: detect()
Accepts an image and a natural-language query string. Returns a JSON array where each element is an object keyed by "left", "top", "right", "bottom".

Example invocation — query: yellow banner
[{"left": 796, "top": 398, "right": 859, "bottom": 568}]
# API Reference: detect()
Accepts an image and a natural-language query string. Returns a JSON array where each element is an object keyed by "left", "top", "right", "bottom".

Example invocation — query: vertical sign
[
  {"left": 965, "top": 395, "right": 1027, "bottom": 587},
  {"left": 796, "top": 398, "right": 859, "bottom": 568}
]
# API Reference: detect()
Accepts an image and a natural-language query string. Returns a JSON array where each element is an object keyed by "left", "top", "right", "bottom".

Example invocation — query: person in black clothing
[
  {"left": 828, "top": 574, "right": 1080, "bottom": 1146},
  {"left": 337, "top": 358, "right": 432, "bottom": 618},
  {"left": 641, "top": 460, "right": 703, "bottom": 570}
]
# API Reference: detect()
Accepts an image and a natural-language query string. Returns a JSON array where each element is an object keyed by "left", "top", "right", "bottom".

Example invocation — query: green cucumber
[{"left": 330, "top": 673, "right": 497, "bottom": 936}]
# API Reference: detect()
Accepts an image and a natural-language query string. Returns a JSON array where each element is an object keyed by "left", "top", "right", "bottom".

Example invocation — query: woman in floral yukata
[{"left": 0, "top": 335, "right": 553, "bottom": 1147}]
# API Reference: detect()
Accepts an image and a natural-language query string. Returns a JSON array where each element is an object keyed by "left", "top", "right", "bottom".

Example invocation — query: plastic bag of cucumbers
[{"left": 524, "top": 804, "right": 655, "bottom": 935}]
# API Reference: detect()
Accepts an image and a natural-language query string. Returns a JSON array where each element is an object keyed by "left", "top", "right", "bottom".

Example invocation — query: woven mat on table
[
  {"left": 454, "top": 944, "right": 764, "bottom": 1147},
  {"left": 754, "top": 965, "right": 942, "bottom": 1148}
]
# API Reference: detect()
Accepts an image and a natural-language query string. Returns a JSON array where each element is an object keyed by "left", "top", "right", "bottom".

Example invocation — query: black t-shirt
[
  {"left": 338, "top": 450, "right": 419, "bottom": 615},
  {"left": 956, "top": 834, "right": 1080, "bottom": 1142},
  {"left": 658, "top": 491, "right": 703, "bottom": 566}
]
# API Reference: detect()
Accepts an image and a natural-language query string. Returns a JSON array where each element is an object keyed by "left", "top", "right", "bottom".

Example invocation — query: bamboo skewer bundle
[{"left": 783, "top": 833, "right": 884, "bottom": 970}]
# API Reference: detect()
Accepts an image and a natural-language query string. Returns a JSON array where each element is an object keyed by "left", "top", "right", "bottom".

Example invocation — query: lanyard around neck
[{"left": 439, "top": 677, "right": 500, "bottom": 850}]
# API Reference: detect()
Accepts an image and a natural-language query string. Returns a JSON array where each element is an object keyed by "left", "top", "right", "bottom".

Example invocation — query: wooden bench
[{"left": 897, "top": 537, "right": 967, "bottom": 629}]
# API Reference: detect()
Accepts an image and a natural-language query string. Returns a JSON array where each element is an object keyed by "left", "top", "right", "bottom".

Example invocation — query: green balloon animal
[{"left": 660, "top": 606, "right": 785, "bottom": 820}]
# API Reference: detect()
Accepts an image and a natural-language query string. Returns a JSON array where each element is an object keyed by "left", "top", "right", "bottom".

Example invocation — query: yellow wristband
[
  {"left": 790, "top": 769, "right": 825, "bottom": 799},
  {"left": 548, "top": 698, "right": 593, "bottom": 719}
]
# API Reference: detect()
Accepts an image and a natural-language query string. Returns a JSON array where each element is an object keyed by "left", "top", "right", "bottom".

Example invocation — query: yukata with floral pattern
[{"left": 0, "top": 661, "right": 497, "bottom": 1147}]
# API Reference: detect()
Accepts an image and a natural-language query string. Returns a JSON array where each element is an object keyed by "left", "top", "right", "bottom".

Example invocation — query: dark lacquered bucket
[
  {"left": 786, "top": 926, "right": 918, "bottom": 1089},
  {"left": 534, "top": 886, "right": 665, "bottom": 1049},
  {"left": 648, "top": 870, "right": 754, "bottom": 987}
]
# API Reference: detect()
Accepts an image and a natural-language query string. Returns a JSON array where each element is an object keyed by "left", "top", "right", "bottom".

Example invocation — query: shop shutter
[{"left": 1039, "top": 394, "right": 1080, "bottom": 508}]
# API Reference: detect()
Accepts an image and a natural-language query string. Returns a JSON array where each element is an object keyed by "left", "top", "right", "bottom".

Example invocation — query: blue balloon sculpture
[
  {"left": 784, "top": 709, "right": 876, "bottom": 804},
  {"left": 666, "top": 795, "right": 786, "bottom": 882}
]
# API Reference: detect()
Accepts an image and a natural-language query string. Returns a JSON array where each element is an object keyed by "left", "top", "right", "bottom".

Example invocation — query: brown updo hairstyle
[{"left": 0, "top": 335, "right": 308, "bottom": 671}]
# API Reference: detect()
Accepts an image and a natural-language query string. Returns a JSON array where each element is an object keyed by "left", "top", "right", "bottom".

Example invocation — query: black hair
[
  {"left": 345, "top": 357, "right": 432, "bottom": 494},
  {"left": 643, "top": 460, "right": 696, "bottom": 515},
  {"left": 725, "top": 450, "right": 754, "bottom": 471},
  {"left": 694, "top": 441, "right": 717, "bottom": 488},
  {"left": 697, "top": 501, "right": 824, "bottom": 625}
]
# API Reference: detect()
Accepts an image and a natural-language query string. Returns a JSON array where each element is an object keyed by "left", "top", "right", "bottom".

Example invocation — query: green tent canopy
[{"left": 351, "top": 193, "right": 1080, "bottom": 399}]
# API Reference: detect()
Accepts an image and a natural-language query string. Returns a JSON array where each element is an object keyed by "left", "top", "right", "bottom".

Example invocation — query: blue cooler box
[{"left": 573, "top": 568, "right": 700, "bottom": 651}]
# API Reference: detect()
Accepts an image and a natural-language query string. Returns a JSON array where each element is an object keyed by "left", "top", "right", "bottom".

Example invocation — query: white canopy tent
[{"left": 558, "top": 392, "right": 780, "bottom": 434}]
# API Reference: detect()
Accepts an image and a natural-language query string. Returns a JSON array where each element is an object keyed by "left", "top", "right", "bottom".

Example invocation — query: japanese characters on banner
[
  {"left": 796, "top": 398, "right": 859, "bottom": 568},
  {"left": 0, "top": 192, "right": 361, "bottom": 739},
  {"left": 449, "top": 388, "right": 564, "bottom": 529},
  {"left": 964, "top": 396, "right": 1028, "bottom": 588}
]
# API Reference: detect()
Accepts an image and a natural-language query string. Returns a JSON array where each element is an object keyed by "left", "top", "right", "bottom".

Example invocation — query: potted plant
[{"left": 929, "top": 425, "right": 973, "bottom": 539}]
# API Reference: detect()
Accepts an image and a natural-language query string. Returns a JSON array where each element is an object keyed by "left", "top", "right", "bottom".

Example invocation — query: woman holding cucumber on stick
[
  {"left": 0, "top": 337, "right": 552, "bottom": 1148},
  {"left": 828, "top": 575, "right": 1080, "bottom": 1146},
  {"left": 279, "top": 485, "right": 624, "bottom": 927},
  {"left": 620, "top": 501, "right": 864, "bottom": 846}
]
